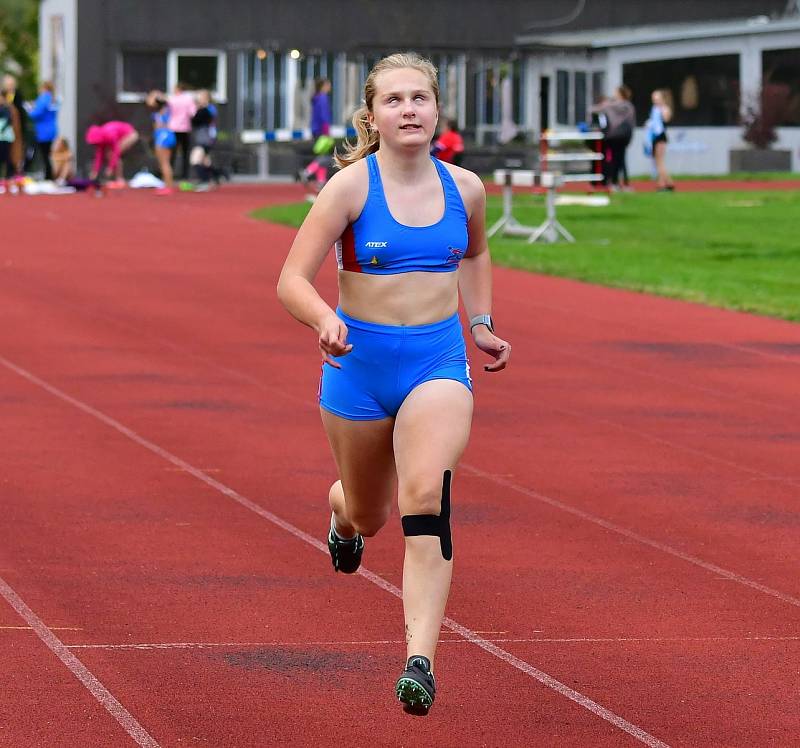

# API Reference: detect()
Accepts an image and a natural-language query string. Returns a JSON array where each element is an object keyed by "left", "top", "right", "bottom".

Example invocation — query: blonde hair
[
  {"left": 335, "top": 52, "right": 439, "bottom": 169},
  {"left": 653, "top": 88, "right": 674, "bottom": 122}
]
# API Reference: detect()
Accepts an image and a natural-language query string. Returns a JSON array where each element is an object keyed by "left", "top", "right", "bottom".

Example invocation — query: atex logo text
[{"left": 365, "top": 241, "right": 388, "bottom": 248}]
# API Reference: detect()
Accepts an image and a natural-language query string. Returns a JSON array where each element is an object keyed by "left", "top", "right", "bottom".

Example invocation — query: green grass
[
  {"left": 251, "top": 202, "right": 311, "bottom": 228},
  {"left": 482, "top": 172, "right": 800, "bottom": 185},
  {"left": 632, "top": 171, "right": 800, "bottom": 182},
  {"left": 251, "top": 189, "right": 800, "bottom": 321}
]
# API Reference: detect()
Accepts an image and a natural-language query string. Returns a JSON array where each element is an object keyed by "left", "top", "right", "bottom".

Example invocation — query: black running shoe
[
  {"left": 395, "top": 655, "right": 436, "bottom": 715},
  {"left": 327, "top": 521, "right": 364, "bottom": 574}
]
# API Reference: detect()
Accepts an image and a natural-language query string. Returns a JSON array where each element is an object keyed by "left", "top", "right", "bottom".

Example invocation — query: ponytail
[{"left": 334, "top": 104, "right": 380, "bottom": 169}]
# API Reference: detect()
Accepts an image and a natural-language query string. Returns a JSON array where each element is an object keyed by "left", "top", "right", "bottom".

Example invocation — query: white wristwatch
[{"left": 469, "top": 314, "right": 494, "bottom": 333}]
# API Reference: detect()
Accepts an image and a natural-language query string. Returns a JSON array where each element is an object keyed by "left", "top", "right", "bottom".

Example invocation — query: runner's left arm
[{"left": 458, "top": 173, "right": 511, "bottom": 372}]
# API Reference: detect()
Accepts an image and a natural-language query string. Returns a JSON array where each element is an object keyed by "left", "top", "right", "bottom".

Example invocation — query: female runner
[{"left": 277, "top": 52, "right": 511, "bottom": 714}]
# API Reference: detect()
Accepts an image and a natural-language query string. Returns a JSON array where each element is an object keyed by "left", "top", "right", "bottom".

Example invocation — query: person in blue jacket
[{"left": 26, "top": 81, "right": 59, "bottom": 180}]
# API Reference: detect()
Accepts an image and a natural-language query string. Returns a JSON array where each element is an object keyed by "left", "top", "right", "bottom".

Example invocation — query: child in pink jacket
[{"left": 86, "top": 121, "right": 139, "bottom": 185}]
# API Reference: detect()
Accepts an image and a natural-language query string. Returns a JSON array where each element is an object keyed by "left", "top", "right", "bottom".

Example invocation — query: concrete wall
[{"left": 626, "top": 127, "right": 800, "bottom": 175}]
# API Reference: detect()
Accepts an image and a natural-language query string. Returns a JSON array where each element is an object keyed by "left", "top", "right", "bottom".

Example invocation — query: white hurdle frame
[{"left": 490, "top": 169, "right": 605, "bottom": 244}]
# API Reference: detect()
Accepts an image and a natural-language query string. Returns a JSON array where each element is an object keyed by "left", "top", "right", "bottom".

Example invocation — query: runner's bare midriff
[{"left": 338, "top": 269, "right": 459, "bottom": 326}]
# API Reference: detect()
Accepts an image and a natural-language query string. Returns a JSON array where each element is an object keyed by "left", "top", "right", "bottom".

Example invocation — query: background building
[{"left": 39, "top": 0, "right": 800, "bottom": 175}]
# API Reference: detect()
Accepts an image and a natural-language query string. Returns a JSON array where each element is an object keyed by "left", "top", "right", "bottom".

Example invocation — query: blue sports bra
[{"left": 335, "top": 153, "right": 469, "bottom": 274}]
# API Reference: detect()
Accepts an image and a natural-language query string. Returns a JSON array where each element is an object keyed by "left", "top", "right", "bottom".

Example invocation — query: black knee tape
[{"left": 401, "top": 470, "right": 452, "bottom": 561}]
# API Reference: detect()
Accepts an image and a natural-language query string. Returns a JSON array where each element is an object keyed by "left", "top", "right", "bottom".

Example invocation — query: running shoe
[
  {"left": 327, "top": 516, "right": 364, "bottom": 574},
  {"left": 395, "top": 655, "right": 436, "bottom": 715}
]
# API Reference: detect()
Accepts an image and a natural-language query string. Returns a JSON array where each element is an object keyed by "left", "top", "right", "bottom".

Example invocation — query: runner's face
[{"left": 370, "top": 68, "right": 438, "bottom": 149}]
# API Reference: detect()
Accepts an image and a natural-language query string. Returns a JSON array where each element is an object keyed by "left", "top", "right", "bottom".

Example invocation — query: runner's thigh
[
  {"left": 320, "top": 409, "right": 397, "bottom": 523},
  {"left": 393, "top": 380, "right": 473, "bottom": 516}
]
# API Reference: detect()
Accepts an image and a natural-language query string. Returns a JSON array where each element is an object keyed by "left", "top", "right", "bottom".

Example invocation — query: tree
[
  {"left": 0, "top": 0, "right": 40, "bottom": 96},
  {"left": 742, "top": 83, "right": 791, "bottom": 149}
]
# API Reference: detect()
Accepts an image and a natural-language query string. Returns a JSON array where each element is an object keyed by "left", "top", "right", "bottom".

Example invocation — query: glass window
[
  {"left": 295, "top": 53, "right": 339, "bottom": 128},
  {"left": 484, "top": 65, "right": 499, "bottom": 125},
  {"left": 574, "top": 71, "right": 587, "bottom": 124},
  {"left": 168, "top": 50, "right": 226, "bottom": 101},
  {"left": 622, "top": 54, "right": 740, "bottom": 126},
  {"left": 556, "top": 70, "right": 570, "bottom": 124},
  {"left": 272, "top": 52, "right": 283, "bottom": 128},
  {"left": 119, "top": 51, "right": 166, "bottom": 94},
  {"left": 237, "top": 50, "right": 280, "bottom": 130},
  {"left": 512, "top": 62, "right": 523, "bottom": 125},
  {"left": 178, "top": 55, "right": 218, "bottom": 90},
  {"left": 762, "top": 48, "right": 800, "bottom": 126},
  {"left": 591, "top": 71, "right": 606, "bottom": 106}
]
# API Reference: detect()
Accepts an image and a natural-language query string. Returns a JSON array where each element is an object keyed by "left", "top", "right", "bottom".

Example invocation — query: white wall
[
  {"left": 626, "top": 127, "right": 800, "bottom": 176},
  {"left": 602, "top": 28, "right": 800, "bottom": 175},
  {"left": 39, "top": 0, "right": 77, "bottom": 152}
]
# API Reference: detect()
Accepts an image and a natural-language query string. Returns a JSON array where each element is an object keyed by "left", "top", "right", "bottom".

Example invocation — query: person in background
[
  {"left": 149, "top": 84, "right": 197, "bottom": 181},
  {"left": 2, "top": 74, "right": 28, "bottom": 173},
  {"left": 431, "top": 118, "right": 464, "bottom": 166},
  {"left": 645, "top": 89, "right": 674, "bottom": 192},
  {"left": 299, "top": 78, "right": 333, "bottom": 192},
  {"left": 50, "top": 136, "right": 75, "bottom": 183},
  {"left": 2, "top": 75, "right": 27, "bottom": 177},
  {"left": 597, "top": 86, "right": 635, "bottom": 191},
  {"left": 147, "top": 91, "right": 176, "bottom": 196},
  {"left": 86, "top": 120, "right": 139, "bottom": 185},
  {"left": 190, "top": 89, "right": 222, "bottom": 189},
  {"left": 614, "top": 85, "right": 635, "bottom": 190},
  {"left": 0, "top": 90, "right": 21, "bottom": 190},
  {"left": 167, "top": 82, "right": 196, "bottom": 181},
  {"left": 26, "top": 81, "right": 59, "bottom": 180}
]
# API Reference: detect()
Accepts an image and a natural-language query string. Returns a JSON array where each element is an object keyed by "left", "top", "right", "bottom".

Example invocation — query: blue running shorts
[
  {"left": 319, "top": 308, "right": 472, "bottom": 421},
  {"left": 154, "top": 128, "right": 176, "bottom": 149}
]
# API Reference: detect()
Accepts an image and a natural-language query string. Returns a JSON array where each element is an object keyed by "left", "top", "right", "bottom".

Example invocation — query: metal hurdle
[
  {"left": 489, "top": 129, "right": 606, "bottom": 244},
  {"left": 490, "top": 169, "right": 607, "bottom": 244},
  {"left": 241, "top": 125, "right": 356, "bottom": 178}
]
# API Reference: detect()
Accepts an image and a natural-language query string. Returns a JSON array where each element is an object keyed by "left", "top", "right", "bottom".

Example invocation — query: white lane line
[
  {"left": 39, "top": 314, "right": 797, "bottom": 586},
  {"left": 1, "top": 625, "right": 83, "bottom": 630},
  {"left": 503, "top": 292, "right": 800, "bottom": 370},
  {"left": 67, "top": 635, "right": 800, "bottom": 650},
  {"left": 0, "top": 355, "right": 669, "bottom": 748},
  {"left": 727, "top": 343, "right": 800, "bottom": 366},
  {"left": 11, "top": 280, "right": 792, "bottom": 485},
  {"left": 56, "top": 320, "right": 798, "bottom": 602},
  {"left": 463, "top": 464, "right": 800, "bottom": 609},
  {"left": 530, "top": 336, "right": 794, "bottom": 416},
  {"left": 541, "top": 402, "right": 800, "bottom": 486},
  {"left": 0, "top": 577, "right": 159, "bottom": 747}
]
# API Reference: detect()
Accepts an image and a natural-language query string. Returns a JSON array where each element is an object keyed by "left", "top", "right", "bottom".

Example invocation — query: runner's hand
[
  {"left": 472, "top": 326, "right": 511, "bottom": 372},
  {"left": 318, "top": 313, "right": 353, "bottom": 368}
]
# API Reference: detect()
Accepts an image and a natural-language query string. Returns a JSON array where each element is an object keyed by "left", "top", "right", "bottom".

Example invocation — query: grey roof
[{"left": 516, "top": 15, "right": 800, "bottom": 48}]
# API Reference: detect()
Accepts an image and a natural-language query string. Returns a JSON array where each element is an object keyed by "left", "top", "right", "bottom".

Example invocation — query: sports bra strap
[
  {"left": 366, "top": 152, "right": 466, "bottom": 219},
  {"left": 366, "top": 153, "right": 387, "bottom": 208},
  {"left": 432, "top": 157, "right": 467, "bottom": 218}
]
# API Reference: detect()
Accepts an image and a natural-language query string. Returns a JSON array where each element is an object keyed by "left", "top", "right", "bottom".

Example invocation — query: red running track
[{"left": 1, "top": 186, "right": 799, "bottom": 747}]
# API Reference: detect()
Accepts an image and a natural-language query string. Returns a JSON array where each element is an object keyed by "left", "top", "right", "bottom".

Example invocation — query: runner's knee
[
  {"left": 350, "top": 507, "right": 390, "bottom": 537},
  {"left": 401, "top": 471, "right": 452, "bottom": 561},
  {"left": 399, "top": 479, "right": 446, "bottom": 516}
]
